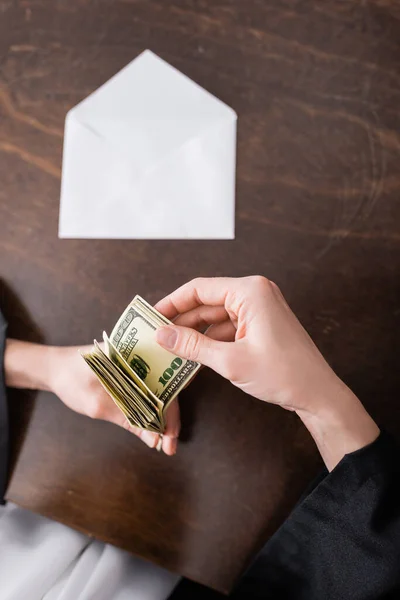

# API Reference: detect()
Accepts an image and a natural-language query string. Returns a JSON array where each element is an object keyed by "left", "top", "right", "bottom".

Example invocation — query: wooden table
[{"left": 1, "top": 0, "right": 400, "bottom": 593}]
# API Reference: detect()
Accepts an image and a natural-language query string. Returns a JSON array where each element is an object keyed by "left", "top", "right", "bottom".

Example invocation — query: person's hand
[
  {"left": 155, "top": 276, "right": 345, "bottom": 414},
  {"left": 4, "top": 339, "right": 179, "bottom": 455},
  {"left": 154, "top": 277, "right": 379, "bottom": 470},
  {"left": 48, "top": 345, "right": 179, "bottom": 455}
]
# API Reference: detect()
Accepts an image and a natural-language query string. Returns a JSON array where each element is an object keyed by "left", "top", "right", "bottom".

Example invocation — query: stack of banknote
[{"left": 82, "top": 296, "right": 200, "bottom": 434}]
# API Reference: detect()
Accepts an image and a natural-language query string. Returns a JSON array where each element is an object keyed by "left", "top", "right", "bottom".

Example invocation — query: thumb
[{"left": 156, "top": 325, "right": 228, "bottom": 373}]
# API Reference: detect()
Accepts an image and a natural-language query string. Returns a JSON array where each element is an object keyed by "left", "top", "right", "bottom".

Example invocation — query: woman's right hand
[
  {"left": 155, "top": 276, "right": 345, "bottom": 414},
  {"left": 155, "top": 276, "right": 379, "bottom": 470}
]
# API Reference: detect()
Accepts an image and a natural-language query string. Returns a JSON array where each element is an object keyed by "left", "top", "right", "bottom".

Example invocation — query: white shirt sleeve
[{"left": 0, "top": 503, "right": 180, "bottom": 600}]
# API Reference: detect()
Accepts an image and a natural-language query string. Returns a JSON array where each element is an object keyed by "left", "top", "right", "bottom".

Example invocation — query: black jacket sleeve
[
  {"left": 0, "top": 310, "right": 8, "bottom": 504},
  {"left": 230, "top": 432, "right": 400, "bottom": 600},
  {"left": 170, "top": 433, "right": 400, "bottom": 600}
]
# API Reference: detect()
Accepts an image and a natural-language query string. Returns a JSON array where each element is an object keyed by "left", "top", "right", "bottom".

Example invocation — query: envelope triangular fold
[{"left": 59, "top": 50, "right": 237, "bottom": 239}]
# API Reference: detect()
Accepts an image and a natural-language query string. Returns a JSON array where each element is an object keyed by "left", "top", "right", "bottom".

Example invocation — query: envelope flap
[{"left": 71, "top": 50, "right": 236, "bottom": 176}]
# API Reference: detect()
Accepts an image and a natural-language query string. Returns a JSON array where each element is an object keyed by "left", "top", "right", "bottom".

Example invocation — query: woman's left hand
[{"left": 48, "top": 344, "right": 180, "bottom": 455}]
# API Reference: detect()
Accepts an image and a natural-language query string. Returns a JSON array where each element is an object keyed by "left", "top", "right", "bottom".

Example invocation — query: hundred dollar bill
[
  {"left": 110, "top": 296, "right": 200, "bottom": 407},
  {"left": 82, "top": 295, "right": 200, "bottom": 434}
]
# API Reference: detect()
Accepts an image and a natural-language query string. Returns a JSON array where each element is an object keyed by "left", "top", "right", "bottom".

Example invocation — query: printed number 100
[{"left": 158, "top": 357, "right": 183, "bottom": 386}]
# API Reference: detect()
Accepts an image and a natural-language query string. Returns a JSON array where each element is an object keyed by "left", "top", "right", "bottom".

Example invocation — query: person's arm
[
  {"left": 230, "top": 432, "right": 400, "bottom": 600},
  {"left": 4, "top": 339, "right": 54, "bottom": 392},
  {"left": 154, "top": 276, "right": 399, "bottom": 600},
  {"left": 295, "top": 382, "right": 379, "bottom": 472},
  {"left": 3, "top": 338, "right": 180, "bottom": 455},
  {"left": 155, "top": 276, "right": 379, "bottom": 471},
  {"left": 169, "top": 431, "right": 400, "bottom": 600}
]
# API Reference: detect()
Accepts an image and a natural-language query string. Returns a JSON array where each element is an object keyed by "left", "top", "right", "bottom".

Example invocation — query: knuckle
[
  {"left": 123, "top": 419, "right": 132, "bottom": 431},
  {"left": 246, "top": 275, "right": 275, "bottom": 298},
  {"left": 87, "top": 395, "right": 107, "bottom": 420},
  {"left": 182, "top": 331, "right": 202, "bottom": 361},
  {"left": 190, "top": 276, "right": 204, "bottom": 288},
  {"left": 249, "top": 275, "right": 270, "bottom": 290},
  {"left": 269, "top": 280, "right": 281, "bottom": 294},
  {"left": 87, "top": 400, "right": 103, "bottom": 420}
]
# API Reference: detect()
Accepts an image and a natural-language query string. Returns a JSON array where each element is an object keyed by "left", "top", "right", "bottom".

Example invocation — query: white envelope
[{"left": 59, "top": 50, "right": 237, "bottom": 239}]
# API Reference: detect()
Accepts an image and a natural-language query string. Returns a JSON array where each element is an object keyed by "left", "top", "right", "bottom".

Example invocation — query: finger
[
  {"left": 156, "top": 324, "right": 236, "bottom": 376},
  {"left": 162, "top": 435, "right": 177, "bottom": 456},
  {"left": 132, "top": 427, "right": 160, "bottom": 450},
  {"left": 155, "top": 277, "right": 243, "bottom": 320},
  {"left": 109, "top": 410, "right": 160, "bottom": 449},
  {"left": 162, "top": 399, "right": 180, "bottom": 456},
  {"left": 164, "top": 398, "right": 180, "bottom": 438},
  {"left": 206, "top": 320, "right": 237, "bottom": 342},
  {"left": 179, "top": 322, "right": 235, "bottom": 389},
  {"left": 178, "top": 321, "right": 237, "bottom": 389},
  {"left": 174, "top": 305, "right": 229, "bottom": 331}
]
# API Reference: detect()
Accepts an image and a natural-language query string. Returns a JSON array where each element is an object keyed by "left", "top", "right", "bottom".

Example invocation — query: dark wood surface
[{"left": 1, "top": 0, "right": 400, "bottom": 593}]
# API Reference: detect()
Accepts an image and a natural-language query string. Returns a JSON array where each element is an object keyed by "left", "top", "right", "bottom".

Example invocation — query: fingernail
[
  {"left": 141, "top": 431, "right": 158, "bottom": 448},
  {"left": 156, "top": 327, "right": 177, "bottom": 350},
  {"left": 163, "top": 437, "right": 177, "bottom": 456},
  {"left": 170, "top": 438, "right": 178, "bottom": 455}
]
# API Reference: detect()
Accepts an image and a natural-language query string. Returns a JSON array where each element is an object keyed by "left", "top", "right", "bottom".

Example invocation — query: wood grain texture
[{"left": 1, "top": 0, "right": 400, "bottom": 593}]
